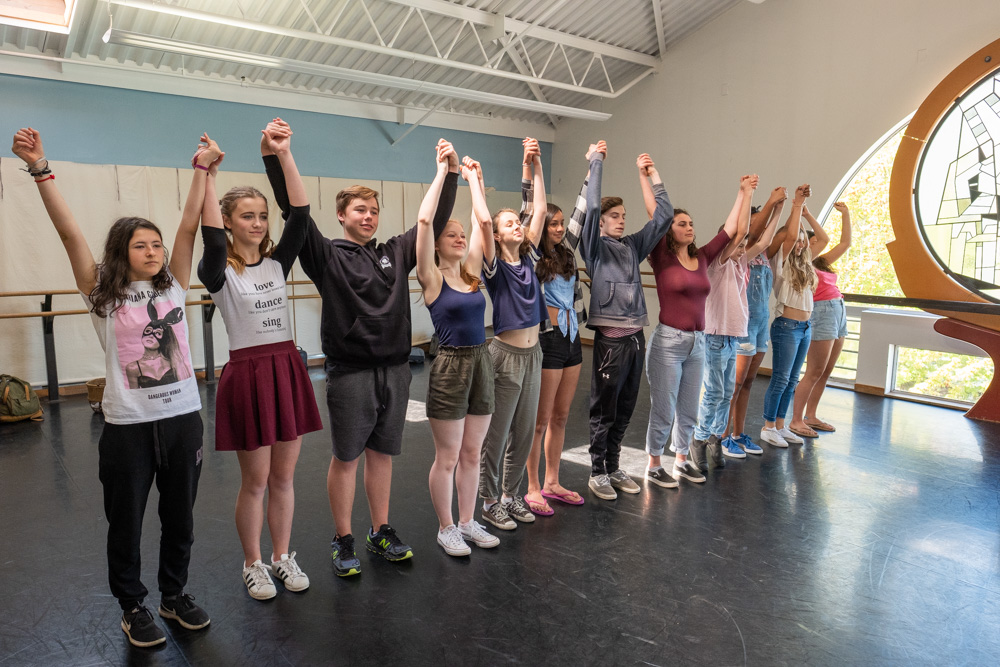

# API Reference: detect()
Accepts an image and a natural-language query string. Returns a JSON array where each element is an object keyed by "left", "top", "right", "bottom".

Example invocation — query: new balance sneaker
[
  {"left": 689, "top": 438, "right": 709, "bottom": 472},
  {"left": 672, "top": 459, "right": 706, "bottom": 483},
  {"left": 721, "top": 436, "right": 747, "bottom": 459},
  {"left": 609, "top": 469, "right": 641, "bottom": 494},
  {"left": 267, "top": 552, "right": 309, "bottom": 592},
  {"left": 778, "top": 427, "right": 804, "bottom": 444},
  {"left": 736, "top": 433, "right": 763, "bottom": 455},
  {"left": 459, "top": 520, "right": 500, "bottom": 548},
  {"left": 646, "top": 466, "right": 679, "bottom": 489},
  {"left": 504, "top": 496, "right": 536, "bottom": 523},
  {"left": 436, "top": 525, "right": 471, "bottom": 557},
  {"left": 331, "top": 534, "right": 362, "bottom": 577},
  {"left": 243, "top": 560, "right": 277, "bottom": 600},
  {"left": 367, "top": 524, "right": 414, "bottom": 561},
  {"left": 706, "top": 435, "right": 726, "bottom": 468},
  {"left": 158, "top": 593, "right": 210, "bottom": 631},
  {"left": 482, "top": 502, "right": 517, "bottom": 530},
  {"left": 588, "top": 473, "right": 617, "bottom": 500},
  {"left": 760, "top": 427, "right": 789, "bottom": 448},
  {"left": 121, "top": 605, "right": 166, "bottom": 648}
]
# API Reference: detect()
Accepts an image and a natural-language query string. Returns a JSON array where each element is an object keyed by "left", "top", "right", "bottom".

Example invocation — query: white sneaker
[
  {"left": 778, "top": 427, "right": 804, "bottom": 444},
  {"left": 437, "top": 525, "right": 472, "bottom": 557},
  {"left": 242, "top": 560, "right": 277, "bottom": 600},
  {"left": 459, "top": 520, "right": 500, "bottom": 549},
  {"left": 760, "top": 427, "right": 788, "bottom": 448},
  {"left": 267, "top": 552, "right": 310, "bottom": 592}
]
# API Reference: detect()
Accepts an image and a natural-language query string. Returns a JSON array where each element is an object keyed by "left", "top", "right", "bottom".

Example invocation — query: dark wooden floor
[{"left": 2, "top": 353, "right": 999, "bottom": 666}]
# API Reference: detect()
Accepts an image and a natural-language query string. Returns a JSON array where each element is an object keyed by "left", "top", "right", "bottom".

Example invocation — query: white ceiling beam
[
  {"left": 106, "top": 30, "right": 612, "bottom": 121},
  {"left": 108, "top": 0, "right": 625, "bottom": 97},
  {"left": 651, "top": 0, "right": 666, "bottom": 57},
  {"left": 375, "top": 0, "right": 660, "bottom": 67}
]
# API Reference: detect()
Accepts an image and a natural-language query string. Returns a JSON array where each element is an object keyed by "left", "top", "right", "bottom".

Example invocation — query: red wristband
[
  {"left": 194, "top": 164, "right": 209, "bottom": 171},
  {"left": 34, "top": 175, "right": 55, "bottom": 183}
]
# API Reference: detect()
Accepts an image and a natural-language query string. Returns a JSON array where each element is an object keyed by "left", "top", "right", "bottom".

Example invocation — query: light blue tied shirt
[{"left": 544, "top": 275, "right": 578, "bottom": 342}]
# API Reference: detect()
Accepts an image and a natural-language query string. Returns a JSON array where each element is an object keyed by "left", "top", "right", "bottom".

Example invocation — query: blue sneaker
[
  {"left": 737, "top": 433, "right": 764, "bottom": 455},
  {"left": 721, "top": 436, "right": 747, "bottom": 459}
]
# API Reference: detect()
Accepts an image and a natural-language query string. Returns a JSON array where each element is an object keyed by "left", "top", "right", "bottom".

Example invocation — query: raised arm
[
  {"left": 11, "top": 128, "right": 97, "bottom": 295},
  {"left": 750, "top": 187, "right": 785, "bottom": 240},
  {"left": 197, "top": 145, "right": 228, "bottom": 292},
  {"left": 718, "top": 174, "right": 757, "bottom": 262},
  {"left": 580, "top": 141, "right": 607, "bottom": 272},
  {"left": 746, "top": 197, "right": 784, "bottom": 259},
  {"left": 628, "top": 153, "right": 674, "bottom": 261},
  {"left": 261, "top": 119, "right": 314, "bottom": 276},
  {"left": 819, "top": 202, "right": 852, "bottom": 264},
  {"left": 802, "top": 203, "right": 829, "bottom": 256},
  {"left": 416, "top": 142, "right": 452, "bottom": 301},
  {"left": 524, "top": 137, "right": 547, "bottom": 247},
  {"left": 518, "top": 139, "right": 534, "bottom": 225},
  {"left": 638, "top": 153, "right": 657, "bottom": 220},
  {"left": 171, "top": 133, "right": 222, "bottom": 289},
  {"left": 774, "top": 184, "right": 810, "bottom": 258},
  {"left": 464, "top": 156, "right": 494, "bottom": 267}
]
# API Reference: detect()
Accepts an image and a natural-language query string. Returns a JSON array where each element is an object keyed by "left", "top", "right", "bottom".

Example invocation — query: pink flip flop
[
  {"left": 541, "top": 489, "right": 585, "bottom": 506},
  {"left": 525, "top": 496, "right": 554, "bottom": 516}
]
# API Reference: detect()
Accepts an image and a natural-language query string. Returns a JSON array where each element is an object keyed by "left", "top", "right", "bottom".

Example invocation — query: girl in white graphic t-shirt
[
  {"left": 11, "top": 127, "right": 218, "bottom": 648},
  {"left": 197, "top": 118, "right": 321, "bottom": 601}
]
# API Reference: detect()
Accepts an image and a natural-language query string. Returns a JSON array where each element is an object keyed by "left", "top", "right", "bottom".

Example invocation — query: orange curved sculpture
[{"left": 888, "top": 38, "right": 1000, "bottom": 421}]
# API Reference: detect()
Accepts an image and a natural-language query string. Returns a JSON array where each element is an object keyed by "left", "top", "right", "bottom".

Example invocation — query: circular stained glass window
[{"left": 915, "top": 66, "right": 1000, "bottom": 302}]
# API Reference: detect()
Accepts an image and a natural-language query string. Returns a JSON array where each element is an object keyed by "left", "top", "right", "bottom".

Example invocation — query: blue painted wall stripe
[{"left": 0, "top": 73, "right": 551, "bottom": 192}]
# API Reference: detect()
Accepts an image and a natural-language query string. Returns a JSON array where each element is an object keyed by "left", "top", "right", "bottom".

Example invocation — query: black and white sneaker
[
  {"left": 482, "top": 502, "right": 517, "bottom": 530},
  {"left": 646, "top": 466, "right": 679, "bottom": 488},
  {"left": 672, "top": 460, "right": 706, "bottom": 484},
  {"left": 504, "top": 496, "right": 536, "bottom": 523},
  {"left": 121, "top": 605, "right": 166, "bottom": 648},
  {"left": 242, "top": 560, "right": 277, "bottom": 600},
  {"left": 158, "top": 593, "right": 210, "bottom": 631}
]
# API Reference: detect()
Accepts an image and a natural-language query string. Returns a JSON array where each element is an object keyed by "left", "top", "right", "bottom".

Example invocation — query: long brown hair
[
  {"left": 535, "top": 204, "right": 576, "bottom": 283},
  {"left": 807, "top": 231, "right": 835, "bottom": 273},
  {"left": 220, "top": 186, "right": 274, "bottom": 274},
  {"left": 493, "top": 208, "right": 530, "bottom": 260},
  {"left": 436, "top": 219, "right": 480, "bottom": 290},
  {"left": 89, "top": 217, "right": 173, "bottom": 318},
  {"left": 664, "top": 207, "right": 698, "bottom": 258}
]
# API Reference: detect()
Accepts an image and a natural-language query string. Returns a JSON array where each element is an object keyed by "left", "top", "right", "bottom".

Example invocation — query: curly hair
[
  {"left": 786, "top": 231, "right": 817, "bottom": 293},
  {"left": 89, "top": 217, "right": 173, "bottom": 318},
  {"left": 663, "top": 207, "right": 698, "bottom": 258},
  {"left": 535, "top": 204, "right": 577, "bottom": 283},
  {"left": 220, "top": 186, "right": 275, "bottom": 274}
]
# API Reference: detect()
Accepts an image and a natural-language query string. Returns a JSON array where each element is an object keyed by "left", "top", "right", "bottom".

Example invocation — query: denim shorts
[
  {"left": 737, "top": 304, "right": 769, "bottom": 356},
  {"left": 540, "top": 327, "right": 583, "bottom": 369},
  {"left": 810, "top": 298, "right": 848, "bottom": 341}
]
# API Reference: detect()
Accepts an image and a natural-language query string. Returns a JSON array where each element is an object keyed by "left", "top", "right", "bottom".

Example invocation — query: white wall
[{"left": 550, "top": 0, "right": 1000, "bottom": 334}]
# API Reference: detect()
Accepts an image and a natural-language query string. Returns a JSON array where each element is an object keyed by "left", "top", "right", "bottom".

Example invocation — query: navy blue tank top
[{"left": 427, "top": 279, "right": 487, "bottom": 347}]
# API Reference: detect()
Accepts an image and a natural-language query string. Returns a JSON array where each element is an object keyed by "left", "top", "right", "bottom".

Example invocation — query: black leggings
[{"left": 98, "top": 410, "right": 203, "bottom": 609}]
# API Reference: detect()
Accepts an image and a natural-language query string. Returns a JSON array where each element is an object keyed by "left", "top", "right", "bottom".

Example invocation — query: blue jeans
[
  {"left": 645, "top": 324, "right": 705, "bottom": 457},
  {"left": 762, "top": 317, "right": 811, "bottom": 422},
  {"left": 694, "top": 334, "right": 738, "bottom": 440}
]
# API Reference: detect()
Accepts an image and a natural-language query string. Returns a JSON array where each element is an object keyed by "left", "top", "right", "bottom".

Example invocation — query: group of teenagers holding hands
[{"left": 11, "top": 120, "right": 851, "bottom": 648}]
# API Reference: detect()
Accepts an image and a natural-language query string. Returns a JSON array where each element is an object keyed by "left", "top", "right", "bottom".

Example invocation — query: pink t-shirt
[
  {"left": 704, "top": 254, "right": 749, "bottom": 337},
  {"left": 813, "top": 268, "right": 842, "bottom": 302},
  {"left": 650, "top": 230, "right": 730, "bottom": 331}
]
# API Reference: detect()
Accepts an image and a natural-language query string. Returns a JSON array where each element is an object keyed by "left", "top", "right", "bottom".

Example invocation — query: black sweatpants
[
  {"left": 588, "top": 330, "right": 645, "bottom": 476},
  {"left": 98, "top": 410, "right": 203, "bottom": 610}
]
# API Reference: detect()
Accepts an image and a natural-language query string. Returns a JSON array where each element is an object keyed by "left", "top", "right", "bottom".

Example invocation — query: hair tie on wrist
[
  {"left": 34, "top": 174, "right": 55, "bottom": 183},
  {"left": 195, "top": 164, "right": 209, "bottom": 171}
]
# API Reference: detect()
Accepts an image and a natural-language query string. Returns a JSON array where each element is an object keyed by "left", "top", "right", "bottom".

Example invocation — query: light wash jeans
[
  {"left": 645, "top": 323, "right": 705, "bottom": 457},
  {"left": 694, "top": 334, "right": 738, "bottom": 440},
  {"left": 762, "top": 317, "right": 811, "bottom": 422}
]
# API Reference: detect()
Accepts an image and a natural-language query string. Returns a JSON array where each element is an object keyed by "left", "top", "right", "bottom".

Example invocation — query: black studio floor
[{"left": 2, "top": 353, "right": 1000, "bottom": 667}]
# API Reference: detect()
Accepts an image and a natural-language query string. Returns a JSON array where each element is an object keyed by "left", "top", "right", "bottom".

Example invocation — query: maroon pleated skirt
[{"left": 215, "top": 340, "right": 323, "bottom": 451}]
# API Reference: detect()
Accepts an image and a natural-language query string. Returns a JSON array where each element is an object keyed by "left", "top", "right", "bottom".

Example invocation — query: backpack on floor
[{"left": 0, "top": 374, "right": 44, "bottom": 423}]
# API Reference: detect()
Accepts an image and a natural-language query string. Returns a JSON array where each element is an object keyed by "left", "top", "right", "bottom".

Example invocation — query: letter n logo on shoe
[{"left": 380, "top": 539, "right": 391, "bottom": 549}]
